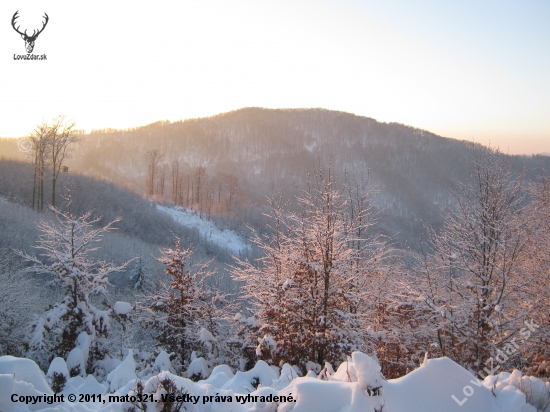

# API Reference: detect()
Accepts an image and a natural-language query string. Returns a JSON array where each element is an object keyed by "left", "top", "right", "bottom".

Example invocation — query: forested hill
[{"left": 2, "top": 108, "right": 549, "bottom": 248}]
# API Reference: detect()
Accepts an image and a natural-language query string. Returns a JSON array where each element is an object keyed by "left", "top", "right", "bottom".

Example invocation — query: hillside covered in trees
[
  {"left": 3, "top": 108, "right": 549, "bottom": 248},
  {"left": 1, "top": 109, "right": 550, "bottom": 411}
]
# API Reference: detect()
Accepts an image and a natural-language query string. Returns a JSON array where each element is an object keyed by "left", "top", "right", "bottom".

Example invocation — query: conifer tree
[
  {"left": 129, "top": 257, "right": 152, "bottom": 291},
  {"left": 232, "top": 165, "right": 392, "bottom": 370},
  {"left": 141, "top": 237, "right": 227, "bottom": 373}
]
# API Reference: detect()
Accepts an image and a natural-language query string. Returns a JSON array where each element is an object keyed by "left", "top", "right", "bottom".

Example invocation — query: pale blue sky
[{"left": 1, "top": 0, "right": 548, "bottom": 154}]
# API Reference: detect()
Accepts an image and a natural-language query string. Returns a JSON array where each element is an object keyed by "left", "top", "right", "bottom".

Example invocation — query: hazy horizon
[
  {"left": 1, "top": 0, "right": 549, "bottom": 155},
  {"left": 2, "top": 106, "right": 550, "bottom": 157}
]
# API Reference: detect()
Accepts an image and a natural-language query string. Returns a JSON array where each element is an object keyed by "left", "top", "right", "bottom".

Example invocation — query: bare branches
[
  {"left": 48, "top": 116, "right": 78, "bottom": 208},
  {"left": 25, "top": 116, "right": 78, "bottom": 210},
  {"left": 144, "top": 150, "right": 164, "bottom": 197}
]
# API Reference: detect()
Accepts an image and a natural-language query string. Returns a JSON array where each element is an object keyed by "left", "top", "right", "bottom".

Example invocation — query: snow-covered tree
[
  {"left": 414, "top": 145, "right": 531, "bottom": 370},
  {"left": 17, "top": 197, "right": 128, "bottom": 374},
  {"left": 232, "top": 165, "right": 393, "bottom": 371},
  {"left": 522, "top": 178, "right": 550, "bottom": 373},
  {"left": 129, "top": 256, "right": 152, "bottom": 291},
  {"left": 140, "top": 237, "right": 229, "bottom": 374}
]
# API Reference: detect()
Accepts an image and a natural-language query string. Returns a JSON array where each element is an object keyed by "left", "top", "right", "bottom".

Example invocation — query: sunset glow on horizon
[{"left": 1, "top": 0, "right": 549, "bottom": 154}]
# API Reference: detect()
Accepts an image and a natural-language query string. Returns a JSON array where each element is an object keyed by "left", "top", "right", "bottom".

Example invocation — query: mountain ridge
[{"left": 2, "top": 108, "right": 549, "bottom": 248}]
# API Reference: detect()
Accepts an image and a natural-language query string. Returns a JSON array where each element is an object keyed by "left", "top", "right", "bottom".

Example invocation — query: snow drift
[{"left": 1, "top": 352, "right": 548, "bottom": 412}]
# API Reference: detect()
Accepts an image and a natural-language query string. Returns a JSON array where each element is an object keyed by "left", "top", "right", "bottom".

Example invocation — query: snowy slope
[
  {"left": 156, "top": 204, "right": 250, "bottom": 255},
  {"left": 2, "top": 352, "right": 549, "bottom": 412}
]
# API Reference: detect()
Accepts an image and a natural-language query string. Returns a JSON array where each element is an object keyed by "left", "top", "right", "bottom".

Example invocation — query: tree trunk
[
  {"left": 32, "top": 153, "right": 38, "bottom": 210},
  {"left": 51, "top": 176, "right": 57, "bottom": 208}
]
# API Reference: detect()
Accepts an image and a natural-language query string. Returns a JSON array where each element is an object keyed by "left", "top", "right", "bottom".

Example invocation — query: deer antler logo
[{"left": 12, "top": 11, "right": 49, "bottom": 54}]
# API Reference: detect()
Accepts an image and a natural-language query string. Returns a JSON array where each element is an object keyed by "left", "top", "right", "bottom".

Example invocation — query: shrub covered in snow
[
  {"left": 186, "top": 356, "right": 211, "bottom": 382},
  {"left": 47, "top": 357, "right": 69, "bottom": 393}
]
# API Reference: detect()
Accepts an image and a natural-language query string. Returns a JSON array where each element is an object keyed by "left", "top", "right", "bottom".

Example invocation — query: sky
[{"left": 0, "top": 0, "right": 549, "bottom": 154}]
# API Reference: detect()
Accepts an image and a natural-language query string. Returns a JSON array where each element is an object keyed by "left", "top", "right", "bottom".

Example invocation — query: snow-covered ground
[
  {"left": 156, "top": 204, "right": 250, "bottom": 256},
  {"left": 2, "top": 352, "right": 549, "bottom": 412}
]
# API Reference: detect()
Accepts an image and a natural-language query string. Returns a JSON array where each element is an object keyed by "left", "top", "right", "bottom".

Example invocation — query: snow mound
[
  {"left": 94, "top": 355, "right": 121, "bottom": 383},
  {"left": 0, "top": 356, "right": 52, "bottom": 394},
  {"left": 199, "top": 328, "right": 217, "bottom": 351},
  {"left": 487, "top": 370, "right": 548, "bottom": 412},
  {"left": 273, "top": 364, "right": 300, "bottom": 390},
  {"left": 0, "top": 374, "right": 16, "bottom": 411},
  {"left": 76, "top": 332, "right": 91, "bottom": 361},
  {"left": 246, "top": 386, "right": 280, "bottom": 410},
  {"left": 201, "top": 364, "right": 234, "bottom": 387},
  {"left": 125, "top": 371, "right": 198, "bottom": 411},
  {"left": 278, "top": 353, "right": 386, "bottom": 412},
  {"left": 279, "top": 378, "right": 352, "bottom": 412},
  {"left": 305, "top": 361, "right": 321, "bottom": 374},
  {"left": 352, "top": 351, "right": 384, "bottom": 392},
  {"left": 1, "top": 352, "right": 547, "bottom": 412},
  {"left": 113, "top": 301, "right": 132, "bottom": 316},
  {"left": 66, "top": 348, "right": 86, "bottom": 378},
  {"left": 156, "top": 204, "right": 250, "bottom": 255},
  {"left": 384, "top": 356, "right": 531, "bottom": 412},
  {"left": 222, "top": 360, "right": 278, "bottom": 393},
  {"left": 330, "top": 356, "right": 357, "bottom": 382},
  {"left": 106, "top": 350, "right": 137, "bottom": 392},
  {"left": 66, "top": 375, "right": 85, "bottom": 390},
  {"left": 47, "top": 358, "right": 69, "bottom": 379},
  {"left": 79, "top": 375, "right": 107, "bottom": 395},
  {"left": 153, "top": 351, "right": 173, "bottom": 374},
  {"left": 65, "top": 332, "right": 92, "bottom": 378},
  {"left": 187, "top": 357, "right": 212, "bottom": 380}
]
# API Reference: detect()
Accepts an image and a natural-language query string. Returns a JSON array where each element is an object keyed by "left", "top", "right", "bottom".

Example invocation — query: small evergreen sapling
[
  {"left": 130, "top": 257, "right": 152, "bottom": 291},
  {"left": 140, "top": 237, "right": 228, "bottom": 373}
]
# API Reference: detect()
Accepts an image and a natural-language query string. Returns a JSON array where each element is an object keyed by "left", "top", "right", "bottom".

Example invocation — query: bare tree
[
  {"left": 171, "top": 160, "right": 180, "bottom": 204},
  {"left": 226, "top": 174, "right": 238, "bottom": 203},
  {"left": 157, "top": 164, "right": 166, "bottom": 198},
  {"left": 49, "top": 116, "right": 78, "bottom": 208},
  {"left": 25, "top": 117, "right": 78, "bottom": 210},
  {"left": 28, "top": 122, "right": 49, "bottom": 211},
  {"left": 194, "top": 166, "right": 205, "bottom": 206},
  {"left": 144, "top": 149, "right": 163, "bottom": 196}
]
